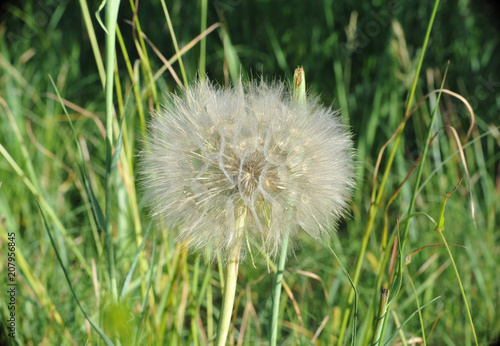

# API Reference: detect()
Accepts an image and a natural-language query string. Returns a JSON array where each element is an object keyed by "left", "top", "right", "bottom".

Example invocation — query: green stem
[
  {"left": 268, "top": 67, "right": 304, "bottom": 344},
  {"left": 407, "top": 274, "right": 426, "bottom": 346},
  {"left": 160, "top": 0, "right": 188, "bottom": 87},
  {"left": 215, "top": 244, "right": 240, "bottom": 346},
  {"left": 337, "top": 0, "right": 441, "bottom": 343},
  {"left": 337, "top": 203, "right": 376, "bottom": 344},
  {"left": 372, "top": 288, "right": 389, "bottom": 346},
  {"left": 270, "top": 231, "right": 290, "bottom": 346},
  {"left": 199, "top": 0, "right": 208, "bottom": 80},
  {"left": 104, "top": 0, "right": 121, "bottom": 300},
  {"left": 437, "top": 230, "right": 478, "bottom": 346}
]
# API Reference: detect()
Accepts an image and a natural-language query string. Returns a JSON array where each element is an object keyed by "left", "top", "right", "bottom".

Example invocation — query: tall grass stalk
[
  {"left": 435, "top": 183, "right": 479, "bottom": 345},
  {"left": 199, "top": 0, "right": 208, "bottom": 79},
  {"left": 371, "top": 288, "right": 389, "bottom": 346},
  {"left": 99, "top": 0, "right": 122, "bottom": 301},
  {"left": 128, "top": 0, "right": 160, "bottom": 116},
  {"left": 337, "top": 0, "right": 441, "bottom": 343},
  {"left": 269, "top": 66, "right": 307, "bottom": 346},
  {"left": 39, "top": 205, "right": 114, "bottom": 346},
  {"left": 77, "top": 0, "right": 105, "bottom": 85},
  {"left": 160, "top": 0, "right": 188, "bottom": 87},
  {"left": 373, "top": 60, "right": 448, "bottom": 346},
  {"left": 1, "top": 0, "right": 496, "bottom": 344}
]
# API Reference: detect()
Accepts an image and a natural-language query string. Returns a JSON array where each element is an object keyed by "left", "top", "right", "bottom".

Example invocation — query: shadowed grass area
[{"left": 0, "top": 0, "right": 499, "bottom": 345}]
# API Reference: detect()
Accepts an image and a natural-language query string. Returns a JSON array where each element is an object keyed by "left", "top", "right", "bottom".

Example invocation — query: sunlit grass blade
[
  {"left": 128, "top": 0, "right": 159, "bottom": 113},
  {"left": 1, "top": 98, "right": 40, "bottom": 192},
  {"left": 372, "top": 288, "right": 389, "bottom": 346},
  {"left": 120, "top": 221, "right": 153, "bottom": 300},
  {"left": 265, "top": 21, "right": 290, "bottom": 76},
  {"left": 398, "top": 63, "right": 449, "bottom": 254},
  {"left": 0, "top": 216, "right": 76, "bottom": 343},
  {"left": 406, "top": 274, "right": 426, "bottom": 346},
  {"left": 78, "top": 0, "right": 105, "bottom": 85},
  {"left": 2, "top": 0, "right": 498, "bottom": 344},
  {"left": 213, "top": 7, "right": 244, "bottom": 86},
  {"left": 383, "top": 296, "right": 441, "bottom": 346},
  {"left": 110, "top": 107, "right": 126, "bottom": 172},
  {"left": 151, "top": 22, "right": 220, "bottom": 82},
  {"left": 116, "top": 26, "right": 147, "bottom": 132},
  {"left": 103, "top": 0, "right": 121, "bottom": 300},
  {"left": 95, "top": 0, "right": 107, "bottom": 34},
  {"left": 327, "top": 243, "right": 358, "bottom": 345},
  {"left": 435, "top": 182, "right": 479, "bottom": 346},
  {"left": 337, "top": 2, "right": 442, "bottom": 342},
  {"left": 160, "top": 0, "right": 188, "bottom": 87},
  {"left": 133, "top": 234, "right": 157, "bottom": 344},
  {"left": 48, "top": 75, "right": 106, "bottom": 233},
  {"left": 370, "top": 62, "right": 449, "bottom": 346},
  {"left": 38, "top": 203, "right": 114, "bottom": 346},
  {"left": 269, "top": 67, "right": 307, "bottom": 346},
  {"left": 0, "top": 110, "right": 92, "bottom": 277},
  {"left": 199, "top": 0, "right": 208, "bottom": 80}
]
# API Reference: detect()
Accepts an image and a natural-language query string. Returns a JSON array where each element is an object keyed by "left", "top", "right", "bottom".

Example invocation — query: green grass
[{"left": 1, "top": 0, "right": 499, "bottom": 345}]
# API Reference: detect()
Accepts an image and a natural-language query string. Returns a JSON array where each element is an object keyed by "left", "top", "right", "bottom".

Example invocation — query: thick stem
[
  {"left": 270, "top": 230, "right": 290, "bottom": 346},
  {"left": 215, "top": 244, "right": 240, "bottom": 346},
  {"left": 372, "top": 288, "right": 389, "bottom": 346},
  {"left": 104, "top": 0, "right": 121, "bottom": 301}
]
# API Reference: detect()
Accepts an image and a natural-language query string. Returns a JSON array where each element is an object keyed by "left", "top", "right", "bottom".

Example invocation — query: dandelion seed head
[{"left": 141, "top": 79, "right": 355, "bottom": 261}]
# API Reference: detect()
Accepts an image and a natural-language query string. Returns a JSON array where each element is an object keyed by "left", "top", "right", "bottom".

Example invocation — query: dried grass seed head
[{"left": 141, "top": 79, "right": 355, "bottom": 261}]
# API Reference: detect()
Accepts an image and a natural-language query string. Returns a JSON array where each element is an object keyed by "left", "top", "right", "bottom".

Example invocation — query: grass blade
[
  {"left": 120, "top": 221, "right": 153, "bottom": 300},
  {"left": 337, "top": 2, "right": 442, "bottom": 342},
  {"left": 110, "top": 108, "right": 126, "bottom": 172},
  {"left": 383, "top": 296, "right": 441, "bottom": 346},
  {"left": 38, "top": 203, "right": 114, "bottom": 346},
  {"left": 48, "top": 76, "right": 106, "bottom": 233},
  {"left": 103, "top": 0, "right": 121, "bottom": 300},
  {"left": 199, "top": 0, "right": 208, "bottom": 79},
  {"left": 435, "top": 182, "right": 479, "bottom": 345},
  {"left": 160, "top": 0, "right": 188, "bottom": 87},
  {"left": 78, "top": 0, "right": 105, "bottom": 85},
  {"left": 142, "top": 234, "right": 156, "bottom": 316}
]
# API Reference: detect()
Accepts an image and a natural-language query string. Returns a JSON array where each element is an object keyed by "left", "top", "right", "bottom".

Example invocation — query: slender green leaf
[
  {"left": 383, "top": 296, "right": 441, "bottom": 346},
  {"left": 48, "top": 75, "right": 106, "bottom": 232},
  {"left": 120, "top": 221, "right": 152, "bottom": 300},
  {"left": 39, "top": 203, "right": 114, "bottom": 346}
]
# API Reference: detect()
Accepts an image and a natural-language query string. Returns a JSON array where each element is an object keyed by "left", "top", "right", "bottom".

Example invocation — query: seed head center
[{"left": 239, "top": 158, "right": 264, "bottom": 194}]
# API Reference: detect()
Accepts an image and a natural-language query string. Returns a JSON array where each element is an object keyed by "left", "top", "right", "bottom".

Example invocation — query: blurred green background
[{"left": 1, "top": 0, "right": 499, "bottom": 344}]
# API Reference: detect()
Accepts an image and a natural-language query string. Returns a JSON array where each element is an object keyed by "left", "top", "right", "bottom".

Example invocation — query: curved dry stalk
[
  {"left": 411, "top": 88, "right": 476, "bottom": 142},
  {"left": 150, "top": 22, "right": 221, "bottom": 82},
  {"left": 44, "top": 93, "right": 107, "bottom": 138},
  {"left": 134, "top": 29, "right": 184, "bottom": 89},
  {"left": 25, "top": 119, "right": 84, "bottom": 193},
  {"left": 372, "top": 88, "right": 476, "bottom": 194},
  {"left": 437, "top": 125, "right": 475, "bottom": 223}
]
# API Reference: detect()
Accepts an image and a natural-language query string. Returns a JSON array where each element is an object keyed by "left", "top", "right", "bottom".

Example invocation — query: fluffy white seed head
[{"left": 141, "top": 80, "right": 355, "bottom": 261}]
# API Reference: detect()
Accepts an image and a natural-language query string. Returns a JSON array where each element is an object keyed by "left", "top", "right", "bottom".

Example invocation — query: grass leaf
[
  {"left": 120, "top": 221, "right": 153, "bottom": 300},
  {"left": 383, "top": 296, "right": 441, "bottom": 346},
  {"left": 48, "top": 75, "right": 106, "bottom": 232},
  {"left": 38, "top": 203, "right": 114, "bottom": 346}
]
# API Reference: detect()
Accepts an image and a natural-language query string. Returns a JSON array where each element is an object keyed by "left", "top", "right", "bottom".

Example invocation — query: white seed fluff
[{"left": 141, "top": 80, "right": 355, "bottom": 260}]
